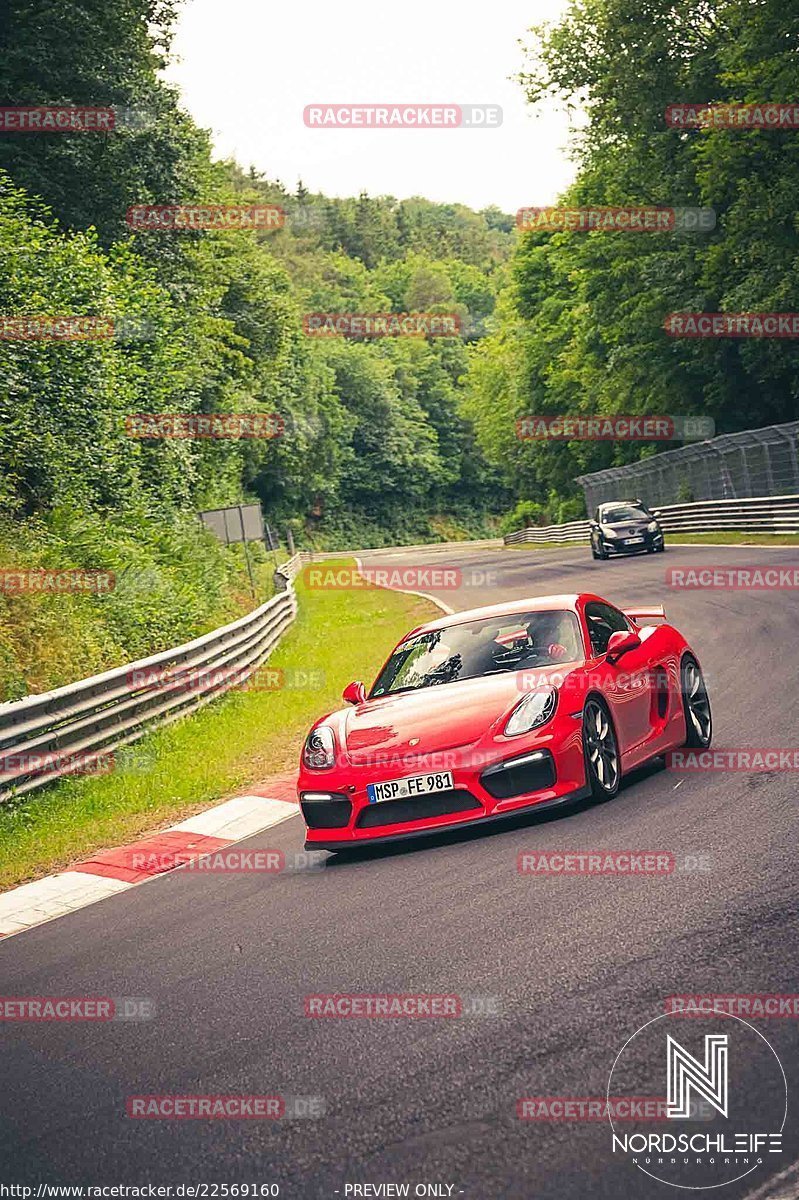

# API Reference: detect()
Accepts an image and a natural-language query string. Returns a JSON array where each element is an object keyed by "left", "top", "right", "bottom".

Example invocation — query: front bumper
[
  {"left": 602, "top": 530, "right": 663, "bottom": 555},
  {"left": 299, "top": 729, "right": 587, "bottom": 849},
  {"left": 303, "top": 784, "right": 590, "bottom": 851}
]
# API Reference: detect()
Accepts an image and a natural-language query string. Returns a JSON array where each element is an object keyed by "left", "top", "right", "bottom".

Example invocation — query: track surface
[{"left": 2, "top": 543, "right": 798, "bottom": 1198}]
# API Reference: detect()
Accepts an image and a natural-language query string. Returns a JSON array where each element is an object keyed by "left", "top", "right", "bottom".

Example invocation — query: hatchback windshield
[
  {"left": 601, "top": 505, "right": 648, "bottom": 523},
  {"left": 371, "top": 610, "right": 583, "bottom": 697}
]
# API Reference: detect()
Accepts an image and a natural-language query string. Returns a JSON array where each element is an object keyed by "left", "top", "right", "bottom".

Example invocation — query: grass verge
[
  {"left": 504, "top": 532, "right": 799, "bottom": 550},
  {"left": 503, "top": 541, "right": 584, "bottom": 551},
  {"left": 664, "top": 532, "right": 799, "bottom": 545},
  {"left": 0, "top": 560, "right": 436, "bottom": 891}
]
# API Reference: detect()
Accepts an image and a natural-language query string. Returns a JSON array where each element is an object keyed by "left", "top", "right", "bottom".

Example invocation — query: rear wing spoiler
[{"left": 623, "top": 605, "right": 666, "bottom": 625}]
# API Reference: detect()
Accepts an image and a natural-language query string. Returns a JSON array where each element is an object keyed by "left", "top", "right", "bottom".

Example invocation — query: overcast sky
[{"left": 164, "top": 0, "right": 580, "bottom": 214}]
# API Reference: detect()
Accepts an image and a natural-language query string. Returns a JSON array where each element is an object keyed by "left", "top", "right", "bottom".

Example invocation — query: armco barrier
[
  {"left": 504, "top": 494, "right": 799, "bottom": 545},
  {"left": 0, "top": 553, "right": 306, "bottom": 802}
]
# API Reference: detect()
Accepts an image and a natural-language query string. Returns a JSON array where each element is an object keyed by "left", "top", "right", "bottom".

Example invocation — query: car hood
[
  {"left": 340, "top": 667, "right": 574, "bottom": 761},
  {"left": 605, "top": 520, "right": 651, "bottom": 534}
]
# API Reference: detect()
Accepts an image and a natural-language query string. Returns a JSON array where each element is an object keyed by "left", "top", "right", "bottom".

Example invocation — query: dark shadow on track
[{"left": 323, "top": 755, "right": 670, "bottom": 867}]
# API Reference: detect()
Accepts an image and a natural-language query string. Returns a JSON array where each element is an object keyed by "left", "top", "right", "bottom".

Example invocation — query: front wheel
[
  {"left": 680, "top": 656, "right": 712, "bottom": 748},
  {"left": 583, "top": 697, "right": 621, "bottom": 800}
]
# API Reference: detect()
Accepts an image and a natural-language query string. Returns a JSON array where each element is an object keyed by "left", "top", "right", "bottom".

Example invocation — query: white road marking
[
  {"left": 168, "top": 795, "right": 297, "bottom": 840},
  {"left": 0, "top": 871, "right": 131, "bottom": 935},
  {"left": 353, "top": 556, "right": 454, "bottom": 615},
  {"left": 0, "top": 797, "right": 300, "bottom": 939}
]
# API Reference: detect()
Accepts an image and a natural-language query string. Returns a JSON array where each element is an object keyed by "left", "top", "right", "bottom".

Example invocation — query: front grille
[
  {"left": 480, "top": 751, "right": 556, "bottom": 800},
  {"left": 356, "top": 788, "right": 482, "bottom": 829},
  {"left": 301, "top": 795, "right": 352, "bottom": 829}
]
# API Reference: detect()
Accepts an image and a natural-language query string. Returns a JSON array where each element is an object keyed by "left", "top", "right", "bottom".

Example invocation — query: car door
[
  {"left": 590, "top": 508, "right": 601, "bottom": 551},
  {"left": 583, "top": 601, "right": 653, "bottom": 753}
]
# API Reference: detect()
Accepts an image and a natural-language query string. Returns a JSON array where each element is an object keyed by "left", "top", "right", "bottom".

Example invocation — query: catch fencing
[
  {"left": 575, "top": 422, "right": 799, "bottom": 514},
  {"left": 0, "top": 553, "right": 306, "bottom": 803}
]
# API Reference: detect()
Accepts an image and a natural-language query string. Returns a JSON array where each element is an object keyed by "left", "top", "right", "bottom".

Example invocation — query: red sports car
[{"left": 298, "top": 592, "right": 712, "bottom": 850}]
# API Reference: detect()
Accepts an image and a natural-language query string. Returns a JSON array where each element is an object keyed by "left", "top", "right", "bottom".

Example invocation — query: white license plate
[
  {"left": 367, "top": 771, "right": 454, "bottom": 804},
  {"left": 624, "top": 536, "right": 644, "bottom": 545}
]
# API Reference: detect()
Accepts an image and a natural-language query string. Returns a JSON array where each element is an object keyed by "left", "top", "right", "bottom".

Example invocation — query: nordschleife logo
[{"left": 607, "top": 1012, "right": 786, "bottom": 1189}]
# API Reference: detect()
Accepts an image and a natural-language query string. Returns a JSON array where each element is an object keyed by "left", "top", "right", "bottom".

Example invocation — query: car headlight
[
  {"left": 600, "top": 524, "right": 615, "bottom": 538},
  {"left": 504, "top": 688, "right": 558, "bottom": 737},
  {"left": 303, "top": 725, "right": 336, "bottom": 770},
  {"left": 647, "top": 521, "right": 659, "bottom": 533}
]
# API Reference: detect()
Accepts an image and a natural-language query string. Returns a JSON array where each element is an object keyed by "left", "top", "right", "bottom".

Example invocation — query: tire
[
  {"left": 583, "top": 696, "right": 621, "bottom": 800},
  {"left": 597, "top": 544, "right": 609, "bottom": 561},
  {"left": 656, "top": 543, "right": 665, "bottom": 553},
  {"left": 680, "top": 655, "right": 712, "bottom": 748},
  {"left": 591, "top": 546, "right": 600, "bottom": 560}
]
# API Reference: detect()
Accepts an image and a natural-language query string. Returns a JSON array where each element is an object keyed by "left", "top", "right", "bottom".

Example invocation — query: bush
[
  {"left": 0, "top": 508, "right": 276, "bottom": 700},
  {"left": 498, "top": 500, "right": 549, "bottom": 535}
]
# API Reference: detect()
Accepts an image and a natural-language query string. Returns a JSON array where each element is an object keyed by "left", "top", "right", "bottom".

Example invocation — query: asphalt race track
[{"left": 2, "top": 542, "right": 798, "bottom": 1199}]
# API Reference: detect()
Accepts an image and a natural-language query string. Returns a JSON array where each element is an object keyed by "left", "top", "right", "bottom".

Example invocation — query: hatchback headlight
[
  {"left": 303, "top": 725, "right": 336, "bottom": 770},
  {"left": 647, "top": 520, "right": 659, "bottom": 532},
  {"left": 504, "top": 688, "right": 558, "bottom": 737}
]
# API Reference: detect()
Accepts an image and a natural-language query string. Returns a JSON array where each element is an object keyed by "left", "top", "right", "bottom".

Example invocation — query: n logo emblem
[{"left": 667, "top": 1034, "right": 728, "bottom": 1119}]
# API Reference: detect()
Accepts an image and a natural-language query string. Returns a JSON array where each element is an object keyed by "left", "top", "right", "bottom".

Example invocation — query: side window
[
  {"left": 593, "top": 507, "right": 601, "bottom": 523},
  {"left": 585, "top": 602, "right": 630, "bottom": 657}
]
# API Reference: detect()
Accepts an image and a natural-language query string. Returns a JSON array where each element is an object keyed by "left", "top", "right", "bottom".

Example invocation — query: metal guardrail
[
  {"left": 505, "top": 519, "right": 590, "bottom": 545},
  {"left": 0, "top": 553, "right": 306, "bottom": 802},
  {"left": 575, "top": 421, "right": 799, "bottom": 512},
  {"left": 504, "top": 494, "right": 799, "bottom": 545}
]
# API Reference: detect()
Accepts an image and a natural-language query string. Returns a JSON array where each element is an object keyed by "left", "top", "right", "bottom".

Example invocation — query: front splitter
[{"left": 304, "top": 784, "right": 591, "bottom": 852}]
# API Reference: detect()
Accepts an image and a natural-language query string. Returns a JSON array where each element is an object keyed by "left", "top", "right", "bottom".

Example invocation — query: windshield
[
  {"left": 370, "top": 610, "right": 583, "bottom": 697},
  {"left": 601, "top": 505, "right": 648, "bottom": 523}
]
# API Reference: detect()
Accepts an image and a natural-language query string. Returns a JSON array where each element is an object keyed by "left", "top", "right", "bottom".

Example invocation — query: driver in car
[{"left": 493, "top": 613, "right": 578, "bottom": 665}]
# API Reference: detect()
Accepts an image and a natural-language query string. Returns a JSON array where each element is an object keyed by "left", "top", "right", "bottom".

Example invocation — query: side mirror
[
  {"left": 606, "top": 630, "right": 641, "bottom": 664},
  {"left": 652, "top": 509, "right": 662, "bottom": 518},
  {"left": 342, "top": 680, "right": 366, "bottom": 705}
]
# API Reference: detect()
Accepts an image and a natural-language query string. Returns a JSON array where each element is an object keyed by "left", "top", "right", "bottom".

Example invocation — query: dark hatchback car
[{"left": 589, "top": 500, "right": 665, "bottom": 559}]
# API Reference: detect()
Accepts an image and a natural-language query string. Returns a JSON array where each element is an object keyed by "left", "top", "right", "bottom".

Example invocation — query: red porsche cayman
[{"left": 298, "top": 593, "right": 712, "bottom": 850}]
